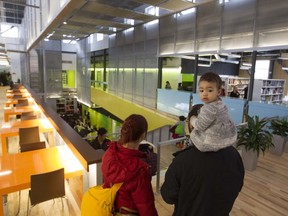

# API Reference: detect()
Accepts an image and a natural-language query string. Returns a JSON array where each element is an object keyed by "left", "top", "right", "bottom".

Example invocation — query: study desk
[
  {"left": 6, "top": 89, "right": 28, "bottom": 94},
  {"left": 4, "top": 98, "right": 34, "bottom": 107},
  {"left": 6, "top": 92, "right": 30, "bottom": 99},
  {"left": 0, "top": 145, "right": 84, "bottom": 215},
  {"left": 3, "top": 105, "right": 40, "bottom": 122},
  {"left": 0, "top": 118, "right": 54, "bottom": 156}
]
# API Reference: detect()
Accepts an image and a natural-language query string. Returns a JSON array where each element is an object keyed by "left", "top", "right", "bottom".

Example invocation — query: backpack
[
  {"left": 81, "top": 182, "right": 123, "bottom": 216},
  {"left": 138, "top": 143, "right": 158, "bottom": 176},
  {"left": 175, "top": 124, "right": 184, "bottom": 135}
]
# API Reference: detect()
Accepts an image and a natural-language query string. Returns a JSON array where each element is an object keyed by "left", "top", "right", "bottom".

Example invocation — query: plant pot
[
  {"left": 270, "top": 135, "right": 286, "bottom": 156},
  {"left": 240, "top": 146, "right": 258, "bottom": 171},
  {"left": 284, "top": 138, "right": 288, "bottom": 153}
]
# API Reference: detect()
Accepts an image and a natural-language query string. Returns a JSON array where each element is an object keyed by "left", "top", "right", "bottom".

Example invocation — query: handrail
[
  {"left": 24, "top": 85, "right": 104, "bottom": 171},
  {"left": 155, "top": 122, "right": 248, "bottom": 193},
  {"left": 156, "top": 136, "right": 187, "bottom": 193},
  {"left": 82, "top": 132, "right": 119, "bottom": 140}
]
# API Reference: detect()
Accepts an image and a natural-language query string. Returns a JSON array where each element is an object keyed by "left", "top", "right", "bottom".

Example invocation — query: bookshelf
[
  {"left": 56, "top": 97, "right": 77, "bottom": 114},
  {"left": 226, "top": 77, "right": 250, "bottom": 98},
  {"left": 253, "top": 79, "right": 285, "bottom": 103}
]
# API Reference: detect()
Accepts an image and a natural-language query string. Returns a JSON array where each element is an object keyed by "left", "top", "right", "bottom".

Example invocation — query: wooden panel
[{"left": 82, "top": 2, "right": 155, "bottom": 22}]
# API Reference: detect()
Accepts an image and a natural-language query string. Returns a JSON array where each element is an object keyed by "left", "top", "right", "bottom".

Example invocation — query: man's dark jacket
[{"left": 161, "top": 146, "right": 244, "bottom": 216}]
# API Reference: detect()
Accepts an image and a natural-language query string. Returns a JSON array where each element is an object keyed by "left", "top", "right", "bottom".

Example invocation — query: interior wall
[
  {"left": 159, "top": 0, "right": 288, "bottom": 56},
  {"left": 76, "top": 38, "right": 91, "bottom": 106},
  {"left": 274, "top": 60, "right": 288, "bottom": 95},
  {"left": 181, "top": 58, "right": 239, "bottom": 76},
  {"left": 108, "top": 22, "right": 159, "bottom": 109}
]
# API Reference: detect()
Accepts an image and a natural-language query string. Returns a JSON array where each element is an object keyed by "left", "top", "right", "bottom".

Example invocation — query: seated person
[
  {"left": 230, "top": 86, "right": 240, "bottom": 98},
  {"left": 90, "top": 127, "right": 111, "bottom": 151}
]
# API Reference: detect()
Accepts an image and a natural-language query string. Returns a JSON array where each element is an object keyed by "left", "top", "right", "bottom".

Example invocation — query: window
[
  {"left": 89, "top": 35, "right": 93, "bottom": 44},
  {"left": 255, "top": 60, "right": 270, "bottom": 79},
  {"left": 96, "top": 33, "right": 104, "bottom": 41},
  {"left": 0, "top": 25, "right": 18, "bottom": 38},
  {"left": 124, "top": 18, "right": 134, "bottom": 25},
  {"left": 145, "top": 6, "right": 159, "bottom": 16}
]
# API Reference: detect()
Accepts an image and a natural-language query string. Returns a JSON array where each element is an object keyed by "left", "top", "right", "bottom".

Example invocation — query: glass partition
[
  {"left": 248, "top": 101, "right": 288, "bottom": 119},
  {"left": 222, "top": 97, "right": 246, "bottom": 125},
  {"left": 157, "top": 90, "right": 246, "bottom": 125},
  {"left": 157, "top": 89, "right": 192, "bottom": 116}
]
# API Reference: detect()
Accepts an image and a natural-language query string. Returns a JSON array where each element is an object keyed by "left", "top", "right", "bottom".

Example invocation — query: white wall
[
  {"left": 62, "top": 53, "right": 77, "bottom": 70},
  {"left": 10, "top": 52, "right": 21, "bottom": 82}
]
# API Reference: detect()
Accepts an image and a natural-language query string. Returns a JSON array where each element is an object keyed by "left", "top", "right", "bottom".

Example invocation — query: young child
[{"left": 189, "top": 72, "right": 237, "bottom": 152}]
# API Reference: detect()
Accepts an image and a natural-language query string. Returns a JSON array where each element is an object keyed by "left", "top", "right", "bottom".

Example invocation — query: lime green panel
[
  {"left": 67, "top": 70, "right": 75, "bottom": 88},
  {"left": 63, "top": 70, "right": 75, "bottom": 88},
  {"left": 90, "top": 88, "right": 175, "bottom": 132},
  {"left": 82, "top": 105, "right": 114, "bottom": 137},
  {"left": 182, "top": 74, "right": 194, "bottom": 82}
]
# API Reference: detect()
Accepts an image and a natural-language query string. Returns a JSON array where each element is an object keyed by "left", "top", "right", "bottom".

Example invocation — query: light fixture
[
  {"left": 219, "top": 0, "right": 230, "bottom": 4},
  {"left": 183, "top": 0, "right": 196, "bottom": 3},
  {"left": 282, "top": 67, "right": 288, "bottom": 72}
]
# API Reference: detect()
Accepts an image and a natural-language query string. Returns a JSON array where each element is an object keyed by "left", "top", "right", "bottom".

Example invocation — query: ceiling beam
[{"left": 27, "top": 0, "right": 87, "bottom": 51}]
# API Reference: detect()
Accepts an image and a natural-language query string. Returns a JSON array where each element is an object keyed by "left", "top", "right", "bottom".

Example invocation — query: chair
[
  {"left": 12, "top": 89, "right": 21, "bottom": 93},
  {"left": 20, "top": 111, "right": 37, "bottom": 120},
  {"left": 20, "top": 141, "right": 46, "bottom": 152},
  {"left": 12, "top": 94, "right": 23, "bottom": 99},
  {"left": 21, "top": 115, "right": 38, "bottom": 121},
  {"left": 13, "top": 83, "right": 24, "bottom": 89},
  {"left": 16, "top": 140, "right": 46, "bottom": 215},
  {"left": 19, "top": 126, "right": 40, "bottom": 145},
  {"left": 27, "top": 168, "right": 67, "bottom": 215},
  {"left": 21, "top": 111, "right": 34, "bottom": 117},
  {"left": 20, "top": 111, "right": 36, "bottom": 121},
  {"left": 16, "top": 99, "right": 29, "bottom": 107}
]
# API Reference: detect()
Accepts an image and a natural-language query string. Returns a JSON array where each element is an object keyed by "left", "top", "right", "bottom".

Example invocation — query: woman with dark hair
[
  {"left": 101, "top": 114, "right": 158, "bottom": 216},
  {"left": 90, "top": 127, "right": 111, "bottom": 151}
]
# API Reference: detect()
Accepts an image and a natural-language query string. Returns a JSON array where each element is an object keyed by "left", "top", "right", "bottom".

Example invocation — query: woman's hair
[
  {"left": 119, "top": 114, "right": 148, "bottom": 144},
  {"left": 199, "top": 71, "right": 222, "bottom": 90}
]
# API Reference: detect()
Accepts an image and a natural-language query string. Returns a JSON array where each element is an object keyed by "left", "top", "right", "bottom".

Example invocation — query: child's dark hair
[
  {"left": 119, "top": 114, "right": 148, "bottom": 144},
  {"left": 199, "top": 72, "right": 222, "bottom": 90},
  {"left": 179, "top": 116, "right": 186, "bottom": 121}
]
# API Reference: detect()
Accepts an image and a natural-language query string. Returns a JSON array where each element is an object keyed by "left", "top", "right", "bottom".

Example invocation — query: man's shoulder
[{"left": 172, "top": 145, "right": 195, "bottom": 159}]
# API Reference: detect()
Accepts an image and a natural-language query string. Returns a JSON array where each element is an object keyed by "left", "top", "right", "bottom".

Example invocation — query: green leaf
[{"left": 237, "top": 114, "right": 273, "bottom": 157}]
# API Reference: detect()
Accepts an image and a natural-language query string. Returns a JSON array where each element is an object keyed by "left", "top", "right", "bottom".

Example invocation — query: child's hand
[
  {"left": 190, "top": 115, "right": 197, "bottom": 122},
  {"left": 187, "top": 116, "right": 196, "bottom": 133}
]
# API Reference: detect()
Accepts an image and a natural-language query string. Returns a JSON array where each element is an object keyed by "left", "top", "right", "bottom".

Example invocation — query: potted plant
[
  {"left": 237, "top": 115, "right": 274, "bottom": 171},
  {"left": 269, "top": 118, "right": 288, "bottom": 156}
]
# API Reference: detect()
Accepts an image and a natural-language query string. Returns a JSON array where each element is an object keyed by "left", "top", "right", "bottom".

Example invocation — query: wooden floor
[
  {"left": 154, "top": 145, "right": 288, "bottom": 216},
  {"left": 1, "top": 86, "right": 288, "bottom": 216}
]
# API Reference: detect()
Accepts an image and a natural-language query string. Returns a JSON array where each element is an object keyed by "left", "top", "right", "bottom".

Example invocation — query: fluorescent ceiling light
[
  {"left": 198, "top": 63, "right": 211, "bottom": 67},
  {"left": 219, "top": 0, "right": 230, "bottom": 4},
  {"left": 146, "top": 19, "right": 159, "bottom": 26},
  {"left": 124, "top": 27, "right": 134, "bottom": 33},
  {"left": 181, "top": 8, "right": 195, "bottom": 15}
]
